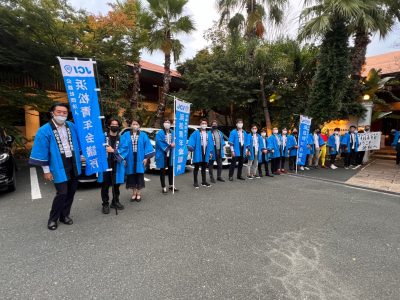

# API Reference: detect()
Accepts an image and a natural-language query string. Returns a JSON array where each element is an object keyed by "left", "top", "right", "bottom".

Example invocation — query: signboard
[
  {"left": 174, "top": 99, "right": 191, "bottom": 176},
  {"left": 297, "top": 115, "right": 312, "bottom": 166},
  {"left": 58, "top": 58, "right": 108, "bottom": 175},
  {"left": 357, "top": 132, "right": 382, "bottom": 151}
]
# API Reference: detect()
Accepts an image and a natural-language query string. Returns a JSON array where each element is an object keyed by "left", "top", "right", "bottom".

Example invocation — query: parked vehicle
[{"left": 0, "top": 128, "right": 17, "bottom": 192}]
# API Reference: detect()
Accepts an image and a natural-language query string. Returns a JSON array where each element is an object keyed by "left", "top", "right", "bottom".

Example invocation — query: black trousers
[
  {"left": 49, "top": 159, "right": 78, "bottom": 222},
  {"left": 208, "top": 149, "right": 223, "bottom": 179},
  {"left": 288, "top": 156, "right": 296, "bottom": 171},
  {"left": 396, "top": 145, "right": 400, "bottom": 165},
  {"left": 344, "top": 149, "right": 357, "bottom": 167},
  {"left": 280, "top": 157, "right": 286, "bottom": 170},
  {"left": 194, "top": 161, "right": 207, "bottom": 184},
  {"left": 271, "top": 157, "right": 280, "bottom": 173},
  {"left": 258, "top": 155, "right": 271, "bottom": 176},
  {"left": 356, "top": 151, "right": 365, "bottom": 165},
  {"left": 160, "top": 156, "right": 173, "bottom": 188},
  {"left": 229, "top": 146, "right": 244, "bottom": 178},
  {"left": 330, "top": 154, "right": 337, "bottom": 165},
  {"left": 101, "top": 171, "right": 120, "bottom": 205}
]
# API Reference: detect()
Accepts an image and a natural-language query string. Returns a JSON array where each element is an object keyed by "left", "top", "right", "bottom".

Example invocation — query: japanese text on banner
[
  {"left": 174, "top": 99, "right": 191, "bottom": 176},
  {"left": 297, "top": 115, "right": 312, "bottom": 166},
  {"left": 58, "top": 58, "right": 108, "bottom": 175}
]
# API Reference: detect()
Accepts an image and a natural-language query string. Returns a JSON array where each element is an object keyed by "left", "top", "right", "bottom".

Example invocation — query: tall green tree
[{"left": 143, "top": 0, "right": 195, "bottom": 128}]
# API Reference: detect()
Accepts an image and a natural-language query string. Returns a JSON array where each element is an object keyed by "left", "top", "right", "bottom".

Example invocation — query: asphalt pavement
[{"left": 0, "top": 162, "right": 399, "bottom": 299}]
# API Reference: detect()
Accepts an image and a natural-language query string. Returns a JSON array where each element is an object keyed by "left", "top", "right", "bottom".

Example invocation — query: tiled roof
[
  {"left": 127, "top": 60, "right": 181, "bottom": 78},
  {"left": 362, "top": 51, "right": 400, "bottom": 77}
]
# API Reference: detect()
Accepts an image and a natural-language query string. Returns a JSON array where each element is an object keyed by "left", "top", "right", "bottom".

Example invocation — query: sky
[{"left": 69, "top": 0, "right": 400, "bottom": 68}]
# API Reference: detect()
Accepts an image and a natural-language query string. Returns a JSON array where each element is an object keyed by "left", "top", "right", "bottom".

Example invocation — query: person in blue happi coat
[
  {"left": 208, "top": 120, "right": 226, "bottom": 183},
  {"left": 118, "top": 119, "right": 155, "bottom": 202},
  {"left": 267, "top": 127, "right": 282, "bottom": 175},
  {"left": 287, "top": 128, "right": 299, "bottom": 171},
  {"left": 228, "top": 119, "right": 249, "bottom": 181},
  {"left": 340, "top": 125, "right": 359, "bottom": 170},
  {"left": 97, "top": 118, "right": 125, "bottom": 214},
  {"left": 309, "top": 128, "right": 325, "bottom": 168},
  {"left": 304, "top": 132, "right": 315, "bottom": 170},
  {"left": 188, "top": 119, "right": 213, "bottom": 188},
  {"left": 29, "top": 103, "right": 82, "bottom": 231},
  {"left": 327, "top": 128, "right": 342, "bottom": 169},
  {"left": 155, "top": 118, "right": 178, "bottom": 194},
  {"left": 258, "top": 129, "right": 273, "bottom": 177},
  {"left": 279, "top": 128, "right": 290, "bottom": 173},
  {"left": 391, "top": 129, "right": 400, "bottom": 165},
  {"left": 246, "top": 124, "right": 266, "bottom": 179}
]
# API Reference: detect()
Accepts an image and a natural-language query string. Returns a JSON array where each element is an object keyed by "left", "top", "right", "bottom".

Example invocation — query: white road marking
[{"left": 30, "top": 167, "right": 42, "bottom": 200}]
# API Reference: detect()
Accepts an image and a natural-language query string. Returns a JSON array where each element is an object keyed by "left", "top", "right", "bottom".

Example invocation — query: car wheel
[{"left": 8, "top": 165, "right": 16, "bottom": 192}]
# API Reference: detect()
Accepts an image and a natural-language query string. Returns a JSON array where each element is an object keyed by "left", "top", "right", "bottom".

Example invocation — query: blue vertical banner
[
  {"left": 174, "top": 98, "right": 191, "bottom": 176},
  {"left": 58, "top": 58, "right": 108, "bottom": 175},
  {"left": 297, "top": 115, "right": 312, "bottom": 166}
]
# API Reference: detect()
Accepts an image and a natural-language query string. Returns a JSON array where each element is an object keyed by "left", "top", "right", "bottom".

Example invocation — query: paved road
[{"left": 0, "top": 163, "right": 399, "bottom": 299}]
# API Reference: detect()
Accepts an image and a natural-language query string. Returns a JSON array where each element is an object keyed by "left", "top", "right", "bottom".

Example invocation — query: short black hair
[
  {"left": 200, "top": 118, "right": 208, "bottom": 124},
  {"left": 349, "top": 125, "right": 356, "bottom": 129},
  {"left": 131, "top": 118, "right": 141, "bottom": 125},
  {"left": 334, "top": 127, "right": 340, "bottom": 131},
  {"left": 251, "top": 124, "right": 258, "bottom": 129},
  {"left": 163, "top": 118, "right": 172, "bottom": 123},
  {"left": 236, "top": 119, "right": 243, "bottom": 123},
  {"left": 50, "top": 103, "right": 69, "bottom": 112}
]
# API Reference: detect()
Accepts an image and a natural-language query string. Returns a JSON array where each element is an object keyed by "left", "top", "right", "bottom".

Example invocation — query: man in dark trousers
[
  {"left": 29, "top": 103, "right": 82, "bottom": 230},
  {"left": 228, "top": 119, "right": 248, "bottom": 181},
  {"left": 208, "top": 120, "right": 226, "bottom": 183},
  {"left": 341, "top": 125, "right": 360, "bottom": 170}
]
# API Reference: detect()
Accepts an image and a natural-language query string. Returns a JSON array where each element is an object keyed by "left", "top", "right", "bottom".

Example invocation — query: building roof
[
  {"left": 127, "top": 60, "right": 181, "bottom": 78},
  {"left": 362, "top": 51, "right": 400, "bottom": 77}
]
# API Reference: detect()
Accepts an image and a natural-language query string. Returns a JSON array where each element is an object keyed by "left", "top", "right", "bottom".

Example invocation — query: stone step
[{"left": 371, "top": 154, "right": 396, "bottom": 160}]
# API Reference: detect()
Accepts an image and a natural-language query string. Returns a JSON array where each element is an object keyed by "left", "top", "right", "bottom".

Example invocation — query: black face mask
[
  {"left": 212, "top": 125, "right": 218, "bottom": 130},
  {"left": 110, "top": 126, "right": 119, "bottom": 133},
  {"left": 293, "top": 132, "right": 298, "bottom": 135}
]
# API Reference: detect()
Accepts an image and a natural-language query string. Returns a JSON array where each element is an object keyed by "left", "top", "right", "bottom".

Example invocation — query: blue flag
[
  {"left": 174, "top": 99, "right": 191, "bottom": 176},
  {"left": 297, "top": 115, "right": 312, "bottom": 166},
  {"left": 58, "top": 58, "right": 108, "bottom": 175}
]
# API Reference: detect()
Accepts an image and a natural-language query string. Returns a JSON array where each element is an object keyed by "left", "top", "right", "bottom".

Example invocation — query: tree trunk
[
  {"left": 351, "top": 29, "right": 371, "bottom": 100},
  {"left": 153, "top": 52, "right": 171, "bottom": 128},
  {"left": 129, "top": 63, "right": 141, "bottom": 113},
  {"left": 260, "top": 74, "right": 272, "bottom": 135}
]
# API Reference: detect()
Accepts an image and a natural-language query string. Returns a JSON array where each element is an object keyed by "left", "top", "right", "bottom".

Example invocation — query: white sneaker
[
  {"left": 352, "top": 165, "right": 361, "bottom": 170},
  {"left": 330, "top": 164, "right": 337, "bottom": 170},
  {"left": 304, "top": 167, "right": 310, "bottom": 170},
  {"left": 300, "top": 166, "right": 304, "bottom": 171},
  {"left": 345, "top": 167, "right": 349, "bottom": 170}
]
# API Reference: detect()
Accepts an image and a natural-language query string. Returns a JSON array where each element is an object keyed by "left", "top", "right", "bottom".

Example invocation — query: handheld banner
[
  {"left": 357, "top": 132, "right": 382, "bottom": 151},
  {"left": 174, "top": 99, "right": 191, "bottom": 176},
  {"left": 297, "top": 115, "right": 312, "bottom": 166},
  {"left": 58, "top": 58, "right": 108, "bottom": 175}
]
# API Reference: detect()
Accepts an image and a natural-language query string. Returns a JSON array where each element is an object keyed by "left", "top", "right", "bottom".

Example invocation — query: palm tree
[{"left": 143, "top": 0, "right": 195, "bottom": 128}]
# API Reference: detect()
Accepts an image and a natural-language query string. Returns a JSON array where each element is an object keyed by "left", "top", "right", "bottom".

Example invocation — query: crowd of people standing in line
[{"left": 29, "top": 103, "right": 400, "bottom": 231}]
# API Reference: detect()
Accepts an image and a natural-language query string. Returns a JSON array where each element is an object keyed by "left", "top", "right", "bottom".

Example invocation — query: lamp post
[{"left": 360, "top": 94, "right": 373, "bottom": 163}]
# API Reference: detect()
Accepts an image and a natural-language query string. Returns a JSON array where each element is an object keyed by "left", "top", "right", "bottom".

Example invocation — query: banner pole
[
  {"left": 296, "top": 115, "right": 300, "bottom": 174},
  {"left": 172, "top": 96, "right": 176, "bottom": 195}
]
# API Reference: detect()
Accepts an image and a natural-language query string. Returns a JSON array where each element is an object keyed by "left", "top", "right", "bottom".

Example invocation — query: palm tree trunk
[
  {"left": 153, "top": 52, "right": 171, "bottom": 128},
  {"left": 351, "top": 29, "right": 371, "bottom": 100},
  {"left": 130, "top": 63, "right": 141, "bottom": 112},
  {"left": 260, "top": 73, "right": 272, "bottom": 135}
]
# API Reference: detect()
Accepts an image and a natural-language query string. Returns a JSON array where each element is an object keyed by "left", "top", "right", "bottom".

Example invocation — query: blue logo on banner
[
  {"left": 59, "top": 59, "right": 108, "bottom": 175},
  {"left": 174, "top": 101, "right": 191, "bottom": 176},
  {"left": 297, "top": 116, "right": 311, "bottom": 166}
]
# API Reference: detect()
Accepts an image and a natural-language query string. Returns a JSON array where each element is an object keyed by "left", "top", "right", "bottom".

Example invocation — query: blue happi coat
[
  {"left": 247, "top": 133, "right": 266, "bottom": 160},
  {"left": 280, "top": 135, "right": 290, "bottom": 157},
  {"left": 29, "top": 121, "right": 82, "bottom": 184},
  {"left": 340, "top": 132, "right": 359, "bottom": 153},
  {"left": 287, "top": 135, "right": 298, "bottom": 157},
  {"left": 258, "top": 136, "right": 270, "bottom": 162},
  {"left": 228, "top": 129, "right": 249, "bottom": 157},
  {"left": 208, "top": 130, "right": 226, "bottom": 160},
  {"left": 327, "top": 134, "right": 342, "bottom": 155},
  {"left": 188, "top": 130, "right": 213, "bottom": 163},
  {"left": 267, "top": 134, "right": 282, "bottom": 159},
  {"left": 307, "top": 134, "right": 315, "bottom": 155},
  {"left": 97, "top": 133, "right": 125, "bottom": 184},
  {"left": 392, "top": 130, "right": 399, "bottom": 147},
  {"left": 118, "top": 130, "right": 155, "bottom": 174},
  {"left": 155, "top": 129, "right": 174, "bottom": 169}
]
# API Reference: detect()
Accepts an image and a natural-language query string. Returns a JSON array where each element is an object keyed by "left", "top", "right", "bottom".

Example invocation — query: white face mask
[
  {"left": 132, "top": 125, "right": 139, "bottom": 131},
  {"left": 164, "top": 123, "right": 171, "bottom": 130},
  {"left": 237, "top": 123, "right": 243, "bottom": 129},
  {"left": 261, "top": 133, "right": 266, "bottom": 137},
  {"left": 282, "top": 130, "right": 287, "bottom": 135},
  {"left": 200, "top": 124, "right": 207, "bottom": 130},
  {"left": 251, "top": 129, "right": 257, "bottom": 134},
  {"left": 334, "top": 131, "right": 339, "bottom": 135},
  {"left": 54, "top": 115, "right": 67, "bottom": 125},
  {"left": 273, "top": 130, "right": 278, "bottom": 134}
]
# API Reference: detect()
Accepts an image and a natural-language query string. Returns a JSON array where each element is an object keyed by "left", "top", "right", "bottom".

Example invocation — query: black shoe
[
  {"left": 201, "top": 182, "right": 212, "bottom": 187},
  {"left": 162, "top": 187, "right": 168, "bottom": 194},
  {"left": 237, "top": 176, "right": 246, "bottom": 180},
  {"left": 229, "top": 177, "right": 233, "bottom": 181},
  {"left": 194, "top": 183, "right": 200, "bottom": 189},
  {"left": 259, "top": 174, "right": 264, "bottom": 178},
  {"left": 217, "top": 177, "right": 225, "bottom": 182},
  {"left": 59, "top": 216, "right": 73, "bottom": 225},
  {"left": 47, "top": 221, "right": 58, "bottom": 230},
  {"left": 110, "top": 201, "right": 125, "bottom": 210},
  {"left": 247, "top": 175, "right": 254, "bottom": 180},
  {"left": 102, "top": 205, "right": 110, "bottom": 214},
  {"left": 266, "top": 174, "right": 274, "bottom": 177},
  {"left": 169, "top": 186, "right": 179, "bottom": 192}
]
